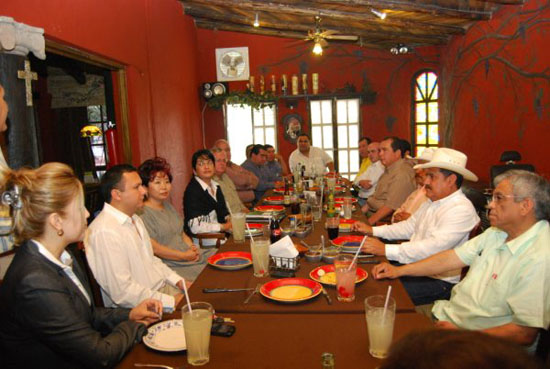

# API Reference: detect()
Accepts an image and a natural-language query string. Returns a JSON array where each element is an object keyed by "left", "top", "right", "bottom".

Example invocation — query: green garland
[{"left": 207, "top": 90, "right": 277, "bottom": 110}]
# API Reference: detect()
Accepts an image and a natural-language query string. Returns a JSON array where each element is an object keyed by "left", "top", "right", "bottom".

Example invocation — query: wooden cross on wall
[{"left": 17, "top": 60, "right": 37, "bottom": 107}]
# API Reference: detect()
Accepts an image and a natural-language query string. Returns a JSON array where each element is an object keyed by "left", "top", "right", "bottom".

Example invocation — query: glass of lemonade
[
  {"left": 334, "top": 254, "right": 356, "bottom": 302},
  {"left": 182, "top": 302, "right": 214, "bottom": 366},
  {"left": 364, "top": 295, "right": 396, "bottom": 359},
  {"left": 250, "top": 239, "right": 270, "bottom": 277},
  {"left": 232, "top": 212, "right": 246, "bottom": 243}
]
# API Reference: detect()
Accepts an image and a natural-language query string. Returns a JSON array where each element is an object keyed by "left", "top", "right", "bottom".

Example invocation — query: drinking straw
[
  {"left": 182, "top": 279, "right": 193, "bottom": 314},
  {"left": 348, "top": 235, "right": 367, "bottom": 271},
  {"left": 382, "top": 285, "right": 393, "bottom": 324}
]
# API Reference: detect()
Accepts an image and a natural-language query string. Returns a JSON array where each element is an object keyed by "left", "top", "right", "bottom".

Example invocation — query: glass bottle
[{"left": 321, "top": 352, "right": 334, "bottom": 369}]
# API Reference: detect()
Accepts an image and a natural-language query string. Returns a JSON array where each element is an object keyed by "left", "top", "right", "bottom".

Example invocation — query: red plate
[
  {"left": 264, "top": 196, "right": 284, "bottom": 203},
  {"left": 246, "top": 223, "right": 264, "bottom": 229},
  {"left": 260, "top": 278, "right": 322, "bottom": 303},
  {"left": 339, "top": 218, "right": 355, "bottom": 232},
  {"left": 254, "top": 205, "right": 285, "bottom": 212},
  {"left": 331, "top": 235, "right": 365, "bottom": 248},
  {"left": 309, "top": 264, "right": 368, "bottom": 286},
  {"left": 334, "top": 197, "right": 358, "bottom": 204},
  {"left": 273, "top": 188, "right": 293, "bottom": 193},
  {"left": 207, "top": 251, "right": 253, "bottom": 270}
]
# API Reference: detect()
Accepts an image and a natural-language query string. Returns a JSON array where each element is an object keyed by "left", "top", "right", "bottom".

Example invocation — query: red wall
[
  {"left": 439, "top": 0, "right": 550, "bottom": 183},
  {"left": 0, "top": 0, "right": 202, "bottom": 209},
  {"left": 196, "top": 29, "right": 440, "bottom": 161}
]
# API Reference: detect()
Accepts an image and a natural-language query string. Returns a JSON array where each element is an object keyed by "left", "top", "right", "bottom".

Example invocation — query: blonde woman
[{"left": 0, "top": 163, "right": 162, "bottom": 368}]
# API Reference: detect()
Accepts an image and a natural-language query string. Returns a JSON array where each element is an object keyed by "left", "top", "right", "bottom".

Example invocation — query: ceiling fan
[{"left": 306, "top": 16, "right": 358, "bottom": 54}]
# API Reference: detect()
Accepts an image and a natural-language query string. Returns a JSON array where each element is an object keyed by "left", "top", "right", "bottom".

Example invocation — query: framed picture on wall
[
  {"left": 215, "top": 47, "right": 250, "bottom": 82},
  {"left": 282, "top": 113, "right": 303, "bottom": 144}
]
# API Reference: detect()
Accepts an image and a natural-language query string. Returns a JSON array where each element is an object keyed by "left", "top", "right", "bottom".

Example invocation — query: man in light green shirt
[{"left": 371, "top": 169, "right": 550, "bottom": 347}]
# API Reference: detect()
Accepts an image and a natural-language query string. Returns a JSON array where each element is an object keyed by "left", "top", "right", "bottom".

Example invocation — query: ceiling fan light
[
  {"left": 390, "top": 47, "right": 399, "bottom": 55},
  {"left": 399, "top": 45, "right": 408, "bottom": 54},
  {"left": 312, "top": 41, "right": 323, "bottom": 55},
  {"left": 253, "top": 13, "right": 260, "bottom": 27}
]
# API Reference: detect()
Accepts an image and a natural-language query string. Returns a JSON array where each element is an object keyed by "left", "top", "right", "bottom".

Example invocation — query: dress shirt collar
[
  {"left": 32, "top": 239, "right": 73, "bottom": 269},
  {"left": 103, "top": 202, "right": 137, "bottom": 225},
  {"left": 195, "top": 176, "right": 219, "bottom": 191},
  {"left": 385, "top": 158, "right": 405, "bottom": 174},
  {"left": 503, "top": 219, "right": 547, "bottom": 255}
]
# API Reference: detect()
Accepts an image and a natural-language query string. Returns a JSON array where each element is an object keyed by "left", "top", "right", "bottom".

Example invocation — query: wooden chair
[
  {"left": 72, "top": 242, "right": 104, "bottom": 308},
  {"left": 195, "top": 233, "right": 226, "bottom": 249}
]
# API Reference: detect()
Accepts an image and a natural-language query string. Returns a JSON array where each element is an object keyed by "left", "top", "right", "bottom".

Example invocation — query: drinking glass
[
  {"left": 231, "top": 212, "right": 246, "bottom": 243},
  {"left": 343, "top": 197, "right": 353, "bottom": 220},
  {"left": 364, "top": 295, "right": 396, "bottom": 359},
  {"left": 326, "top": 215, "right": 340, "bottom": 240},
  {"left": 182, "top": 302, "right": 214, "bottom": 366},
  {"left": 312, "top": 204, "right": 322, "bottom": 222},
  {"left": 326, "top": 177, "right": 336, "bottom": 191},
  {"left": 335, "top": 254, "right": 356, "bottom": 302},
  {"left": 250, "top": 239, "right": 270, "bottom": 277}
]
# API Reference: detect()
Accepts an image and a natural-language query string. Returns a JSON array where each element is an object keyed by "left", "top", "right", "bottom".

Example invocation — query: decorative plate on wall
[{"left": 216, "top": 47, "right": 250, "bottom": 82}]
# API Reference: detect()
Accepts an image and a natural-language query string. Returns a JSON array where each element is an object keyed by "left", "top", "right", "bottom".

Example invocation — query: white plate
[{"left": 143, "top": 319, "right": 186, "bottom": 352}]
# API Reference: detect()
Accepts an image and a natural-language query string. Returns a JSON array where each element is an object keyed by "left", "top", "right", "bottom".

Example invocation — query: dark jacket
[
  {"left": 183, "top": 176, "right": 229, "bottom": 236},
  {"left": 0, "top": 241, "right": 147, "bottom": 369}
]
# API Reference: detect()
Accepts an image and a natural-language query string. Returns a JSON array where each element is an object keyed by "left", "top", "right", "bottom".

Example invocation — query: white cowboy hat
[
  {"left": 414, "top": 148, "right": 478, "bottom": 182},
  {"left": 414, "top": 147, "right": 435, "bottom": 163}
]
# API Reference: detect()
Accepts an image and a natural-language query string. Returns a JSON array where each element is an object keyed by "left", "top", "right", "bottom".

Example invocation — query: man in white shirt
[
  {"left": 288, "top": 133, "right": 334, "bottom": 177},
  {"left": 86, "top": 164, "right": 187, "bottom": 311},
  {"left": 353, "top": 148, "right": 480, "bottom": 305},
  {"left": 354, "top": 141, "right": 384, "bottom": 204}
]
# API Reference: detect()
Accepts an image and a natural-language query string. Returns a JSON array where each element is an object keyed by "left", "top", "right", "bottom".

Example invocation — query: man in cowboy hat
[
  {"left": 371, "top": 169, "right": 550, "bottom": 348},
  {"left": 353, "top": 148, "right": 480, "bottom": 305}
]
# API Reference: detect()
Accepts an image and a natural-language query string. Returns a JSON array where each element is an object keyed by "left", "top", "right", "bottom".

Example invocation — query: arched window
[{"left": 412, "top": 71, "right": 439, "bottom": 156}]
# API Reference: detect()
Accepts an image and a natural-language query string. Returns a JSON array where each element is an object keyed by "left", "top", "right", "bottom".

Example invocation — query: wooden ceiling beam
[
  {"left": 183, "top": 3, "right": 449, "bottom": 42},
  {"left": 181, "top": 0, "right": 467, "bottom": 34},
  {"left": 193, "top": 18, "right": 444, "bottom": 48},
  {"left": 313, "top": 0, "right": 493, "bottom": 20}
]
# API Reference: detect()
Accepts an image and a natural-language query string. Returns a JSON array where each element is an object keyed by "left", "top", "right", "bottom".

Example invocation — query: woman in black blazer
[{"left": 0, "top": 163, "right": 162, "bottom": 369}]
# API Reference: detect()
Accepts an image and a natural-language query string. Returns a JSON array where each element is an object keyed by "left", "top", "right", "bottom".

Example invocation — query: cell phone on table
[{"left": 211, "top": 322, "right": 236, "bottom": 337}]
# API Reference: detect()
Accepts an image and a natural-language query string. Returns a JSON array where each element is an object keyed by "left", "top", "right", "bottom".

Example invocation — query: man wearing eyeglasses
[
  {"left": 372, "top": 169, "right": 550, "bottom": 348},
  {"left": 241, "top": 144, "right": 282, "bottom": 202},
  {"left": 354, "top": 148, "right": 480, "bottom": 305}
]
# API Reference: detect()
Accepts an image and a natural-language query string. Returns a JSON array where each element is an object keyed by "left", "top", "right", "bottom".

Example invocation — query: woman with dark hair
[
  {"left": 183, "top": 149, "right": 231, "bottom": 247},
  {"left": 0, "top": 162, "right": 162, "bottom": 369},
  {"left": 138, "top": 157, "right": 211, "bottom": 281}
]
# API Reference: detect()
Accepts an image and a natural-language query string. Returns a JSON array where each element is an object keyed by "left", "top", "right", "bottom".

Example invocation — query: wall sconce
[
  {"left": 370, "top": 9, "right": 387, "bottom": 20},
  {"left": 80, "top": 125, "right": 102, "bottom": 138},
  {"left": 390, "top": 44, "right": 409, "bottom": 54},
  {"left": 253, "top": 13, "right": 260, "bottom": 27}
]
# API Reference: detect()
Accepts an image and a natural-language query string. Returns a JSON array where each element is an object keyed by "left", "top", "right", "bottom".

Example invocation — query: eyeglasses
[
  {"left": 196, "top": 160, "right": 214, "bottom": 167},
  {"left": 490, "top": 193, "right": 520, "bottom": 204}
]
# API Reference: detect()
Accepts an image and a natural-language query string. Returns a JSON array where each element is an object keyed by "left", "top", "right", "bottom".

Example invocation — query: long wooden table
[
  {"left": 117, "top": 312, "right": 433, "bottom": 369},
  {"left": 116, "top": 190, "right": 426, "bottom": 368}
]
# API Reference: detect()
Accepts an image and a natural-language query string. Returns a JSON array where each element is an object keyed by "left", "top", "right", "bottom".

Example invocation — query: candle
[
  {"left": 249, "top": 76, "right": 255, "bottom": 92},
  {"left": 312, "top": 73, "right": 319, "bottom": 94},
  {"left": 282, "top": 74, "right": 287, "bottom": 95},
  {"left": 260, "top": 75, "right": 265, "bottom": 95},
  {"left": 302, "top": 73, "right": 308, "bottom": 94},
  {"left": 271, "top": 75, "right": 276, "bottom": 93},
  {"left": 291, "top": 75, "right": 299, "bottom": 95}
]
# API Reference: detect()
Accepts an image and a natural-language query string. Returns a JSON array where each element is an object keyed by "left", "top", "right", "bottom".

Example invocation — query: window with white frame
[
  {"left": 226, "top": 103, "right": 277, "bottom": 165},
  {"left": 310, "top": 98, "right": 361, "bottom": 179}
]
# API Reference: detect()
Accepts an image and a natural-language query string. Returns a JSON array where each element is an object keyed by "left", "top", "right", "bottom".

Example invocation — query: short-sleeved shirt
[
  {"left": 366, "top": 158, "right": 416, "bottom": 211},
  {"left": 289, "top": 147, "right": 333, "bottom": 177},
  {"left": 433, "top": 220, "right": 550, "bottom": 331}
]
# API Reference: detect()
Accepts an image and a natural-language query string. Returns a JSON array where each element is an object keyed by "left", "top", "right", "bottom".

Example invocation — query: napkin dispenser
[{"left": 269, "top": 236, "right": 300, "bottom": 277}]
